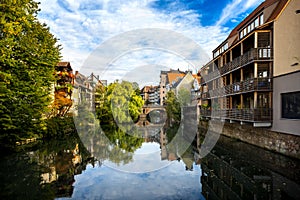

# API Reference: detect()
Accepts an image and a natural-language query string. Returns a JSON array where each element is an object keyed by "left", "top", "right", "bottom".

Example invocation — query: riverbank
[{"left": 199, "top": 120, "right": 300, "bottom": 159}]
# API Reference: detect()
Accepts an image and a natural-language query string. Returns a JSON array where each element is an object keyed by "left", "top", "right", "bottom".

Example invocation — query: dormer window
[
  {"left": 213, "top": 42, "right": 228, "bottom": 58},
  {"left": 239, "top": 14, "right": 264, "bottom": 39}
]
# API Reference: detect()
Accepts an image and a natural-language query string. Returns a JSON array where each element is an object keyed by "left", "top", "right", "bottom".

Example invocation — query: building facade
[
  {"left": 141, "top": 85, "right": 159, "bottom": 105},
  {"left": 159, "top": 69, "right": 186, "bottom": 105},
  {"left": 271, "top": 0, "right": 300, "bottom": 135},
  {"left": 72, "top": 71, "right": 105, "bottom": 114},
  {"left": 50, "top": 61, "right": 74, "bottom": 117},
  {"left": 199, "top": 0, "right": 299, "bottom": 133}
]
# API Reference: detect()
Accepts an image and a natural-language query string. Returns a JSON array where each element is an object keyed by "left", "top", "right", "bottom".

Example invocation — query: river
[{"left": 0, "top": 123, "right": 299, "bottom": 200}]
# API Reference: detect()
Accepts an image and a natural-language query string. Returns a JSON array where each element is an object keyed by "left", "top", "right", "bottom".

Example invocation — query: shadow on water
[
  {"left": 199, "top": 135, "right": 300, "bottom": 200},
  {"left": 0, "top": 131, "right": 92, "bottom": 200}
]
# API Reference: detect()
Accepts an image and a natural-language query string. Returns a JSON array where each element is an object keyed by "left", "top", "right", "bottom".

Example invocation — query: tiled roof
[
  {"left": 141, "top": 85, "right": 158, "bottom": 93},
  {"left": 57, "top": 61, "right": 71, "bottom": 67},
  {"left": 172, "top": 77, "right": 183, "bottom": 88},
  {"left": 218, "top": 0, "right": 289, "bottom": 50},
  {"left": 167, "top": 72, "right": 185, "bottom": 84}
]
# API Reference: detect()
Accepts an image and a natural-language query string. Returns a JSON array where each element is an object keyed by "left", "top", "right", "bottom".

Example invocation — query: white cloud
[
  {"left": 216, "top": 0, "right": 264, "bottom": 26},
  {"left": 69, "top": 154, "right": 202, "bottom": 200},
  {"left": 37, "top": 0, "right": 254, "bottom": 85}
]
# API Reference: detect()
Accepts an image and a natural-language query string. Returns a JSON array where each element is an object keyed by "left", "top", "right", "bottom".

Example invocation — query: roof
[
  {"left": 141, "top": 85, "right": 158, "bottom": 93},
  {"left": 266, "top": 0, "right": 289, "bottom": 23},
  {"left": 57, "top": 61, "right": 71, "bottom": 67},
  {"left": 167, "top": 72, "right": 185, "bottom": 84},
  {"left": 215, "top": 0, "right": 289, "bottom": 52},
  {"left": 172, "top": 77, "right": 183, "bottom": 88}
]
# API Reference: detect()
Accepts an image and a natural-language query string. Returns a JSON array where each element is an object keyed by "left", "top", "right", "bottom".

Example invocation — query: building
[
  {"left": 50, "top": 61, "right": 74, "bottom": 117},
  {"left": 199, "top": 0, "right": 300, "bottom": 132},
  {"left": 159, "top": 69, "right": 186, "bottom": 105},
  {"left": 191, "top": 73, "right": 202, "bottom": 105},
  {"left": 141, "top": 85, "right": 159, "bottom": 105},
  {"left": 271, "top": 0, "right": 300, "bottom": 134},
  {"left": 72, "top": 71, "right": 105, "bottom": 115}
]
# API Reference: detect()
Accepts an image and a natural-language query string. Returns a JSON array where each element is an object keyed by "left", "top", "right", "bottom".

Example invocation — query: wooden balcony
[
  {"left": 204, "top": 78, "right": 272, "bottom": 98},
  {"left": 202, "top": 47, "right": 273, "bottom": 83},
  {"left": 200, "top": 108, "right": 272, "bottom": 122}
]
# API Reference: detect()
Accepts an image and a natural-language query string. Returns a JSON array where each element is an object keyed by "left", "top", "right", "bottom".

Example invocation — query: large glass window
[{"left": 282, "top": 92, "right": 300, "bottom": 119}]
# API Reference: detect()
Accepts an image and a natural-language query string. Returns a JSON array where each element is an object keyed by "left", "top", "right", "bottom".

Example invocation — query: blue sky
[{"left": 37, "top": 0, "right": 264, "bottom": 85}]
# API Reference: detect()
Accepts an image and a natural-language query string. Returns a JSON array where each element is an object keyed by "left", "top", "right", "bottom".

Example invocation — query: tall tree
[
  {"left": 0, "top": 0, "right": 61, "bottom": 142},
  {"left": 165, "top": 91, "right": 181, "bottom": 124},
  {"left": 96, "top": 81, "right": 144, "bottom": 125}
]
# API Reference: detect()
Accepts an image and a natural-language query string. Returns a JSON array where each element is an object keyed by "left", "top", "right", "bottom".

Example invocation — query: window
[
  {"left": 251, "top": 22, "right": 254, "bottom": 30},
  {"left": 259, "top": 14, "right": 264, "bottom": 25},
  {"left": 282, "top": 92, "right": 300, "bottom": 119},
  {"left": 240, "top": 31, "right": 243, "bottom": 39},
  {"left": 254, "top": 18, "right": 259, "bottom": 27},
  {"left": 224, "top": 43, "right": 228, "bottom": 50}
]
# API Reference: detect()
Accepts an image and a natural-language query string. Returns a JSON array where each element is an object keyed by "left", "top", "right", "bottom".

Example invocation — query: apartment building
[
  {"left": 271, "top": 0, "right": 300, "bottom": 135},
  {"left": 159, "top": 69, "right": 187, "bottom": 105},
  {"left": 141, "top": 85, "right": 159, "bottom": 105},
  {"left": 199, "top": 0, "right": 299, "bottom": 132}
]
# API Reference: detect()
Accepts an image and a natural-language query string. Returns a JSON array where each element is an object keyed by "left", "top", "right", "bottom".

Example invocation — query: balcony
[
  {"left": 204, "top": 78, "right": 272, "bottom": 98},
  {"left": 200, "top": 108, "right": 272, "bottom": 122},
  {"left": 202, "top": 47, "right": 272, "bottom": 83}
]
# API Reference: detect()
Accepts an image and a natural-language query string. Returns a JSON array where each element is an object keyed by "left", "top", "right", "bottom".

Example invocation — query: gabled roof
[
  {"left": 266, "top": 0, "right": 289, "bottom": 23},
  {"left": 56, "top": 61, "right": 73, "bottom": 71},
  {"left": 172, "top": 77, "right": 183, "bottom": 88},
  {"left": 215, "top": 0, "right": 289, "bottom": 51},
  {"left": 141, "top": 85, "right": 158, "bottom": 93},
  {"left": 167, "top": 72, "right": 185, "bottom": 85},
  {"left": 57, "top": 61, "right": 71, "bottom": 67}
]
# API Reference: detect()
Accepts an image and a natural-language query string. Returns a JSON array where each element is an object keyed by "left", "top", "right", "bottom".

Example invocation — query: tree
[
  {"left": 165, "top": 91, "right": 181, "bottom": 124},
  {"left": 96, "top": 81, "right": 144, "bottom": 125},
  {"left": 0, "top": 0, "right": 61, "bottom": 142}
]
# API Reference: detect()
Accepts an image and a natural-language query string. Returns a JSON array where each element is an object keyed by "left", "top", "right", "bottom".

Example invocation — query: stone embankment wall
[{"left": 199, "top": 120, "right": 300, "bottom": 159}]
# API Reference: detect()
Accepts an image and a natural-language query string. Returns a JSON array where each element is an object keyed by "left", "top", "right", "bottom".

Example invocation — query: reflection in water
[
  {"left": 1, "top": 124, "right": 300, "bottom": 200},
  {"left": 200, "top": 136, "right": 300, "bottom": 200},
  {"left": 0, "top": 133, "right": 92, "bottom": 199}
]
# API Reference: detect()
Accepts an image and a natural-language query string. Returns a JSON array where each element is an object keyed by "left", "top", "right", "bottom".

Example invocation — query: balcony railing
[
  {"left": 202, "top": 47, "right": 273, "bottom": 83},
  {"left": 200, "top": 108, "right": 272, "bottom": 122},
  {"left": 203, "top": 77, "right": 272, "bottom": 98}
]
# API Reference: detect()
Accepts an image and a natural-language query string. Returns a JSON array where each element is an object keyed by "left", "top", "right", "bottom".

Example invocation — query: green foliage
[
  {"left": 165, "top": 91, "right": 181, "bottom": 124},
  {"left": 201, "top": 103, "right": 209, "bottom": 110},
  {"left": 102, "top": 125, "right": 143, "bottom": 153},
  {"left": 0, "top": 0, "right": 61, "bottom": 142},
  {"left": 96, "top": 81, "right": 144, "bottom": 125},
  {"left": 44, "top": 116, "right": 76, "bottom": 139}
]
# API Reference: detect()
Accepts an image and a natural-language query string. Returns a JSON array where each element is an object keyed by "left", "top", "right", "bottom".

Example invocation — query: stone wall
[{"left": 199, "top": 120, "right": 300, "bottom": 159}]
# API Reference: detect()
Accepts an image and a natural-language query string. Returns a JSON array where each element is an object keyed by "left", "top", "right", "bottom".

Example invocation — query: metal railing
[
  {"left": 202, "top": 47, "right": 273, "bottom": 83},
  {"left": 204, "top": 77, "right": 272, "bottom": 98},
  {"left": 200, "top": 108, "right": 272, "bottom": 122}
]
